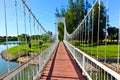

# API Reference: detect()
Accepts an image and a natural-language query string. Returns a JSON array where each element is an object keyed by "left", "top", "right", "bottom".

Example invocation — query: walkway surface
[{"left": 40, "top": 42, "right": 86, "bottom": 80}]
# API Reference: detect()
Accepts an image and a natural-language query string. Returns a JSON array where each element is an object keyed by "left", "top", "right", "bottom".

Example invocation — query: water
[{"left": 0, "top": 42, "right": 19, "bottom": 77}]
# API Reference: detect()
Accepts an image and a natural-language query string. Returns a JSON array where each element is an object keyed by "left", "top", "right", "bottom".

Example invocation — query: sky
[{"left": 0, "top": 0, "right": 120, "bottom": 36}]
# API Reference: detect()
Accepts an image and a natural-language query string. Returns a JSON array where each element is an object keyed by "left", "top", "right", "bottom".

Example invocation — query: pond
[{"left": 0, "top": 41, "right": 19, "bottom": 77}]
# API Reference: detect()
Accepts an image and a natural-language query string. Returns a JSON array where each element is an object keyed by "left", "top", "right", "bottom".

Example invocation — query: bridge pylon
[{"left": 56, "top": 17, "right": 67, "bottom": 41}]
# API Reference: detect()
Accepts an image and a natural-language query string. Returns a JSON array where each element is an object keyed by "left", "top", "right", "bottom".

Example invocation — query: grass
[
  {"left": 7, "top": 41, "right": 52, "bottom": 56},
  {"left": 70, "top": 40, "right": 118, "bottom": 58}
]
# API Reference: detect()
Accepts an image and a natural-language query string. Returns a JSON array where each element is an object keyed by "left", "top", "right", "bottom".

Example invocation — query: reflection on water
[
  {"left": 0, "top": 41, "right": 26, "bottom": 45},
  {"left": 0, "top": 42, "right": 19, "bottom": 77}
]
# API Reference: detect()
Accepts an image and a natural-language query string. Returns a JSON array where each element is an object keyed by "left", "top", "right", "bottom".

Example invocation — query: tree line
[
  {"left": 0, "top": 36, "right": 17, "bottom": 43},
  {"left": 55, "top": 0, "right": 119, "bottom": 43},
  {"left": 0, "top": 31, "right": 53, "bottom": 43}
]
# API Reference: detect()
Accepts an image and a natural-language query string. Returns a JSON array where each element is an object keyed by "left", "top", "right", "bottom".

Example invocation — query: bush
[
  {"left": 28, "top": 43, "right": 31, "bottom": 48},
  {"left": 39, "top": 41, "right": 43, "bottom": 48}
]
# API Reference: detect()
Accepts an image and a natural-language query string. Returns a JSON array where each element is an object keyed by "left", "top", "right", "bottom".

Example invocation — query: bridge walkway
[{"left": 39, "top": 42, "right": 87, "bottom": 80}]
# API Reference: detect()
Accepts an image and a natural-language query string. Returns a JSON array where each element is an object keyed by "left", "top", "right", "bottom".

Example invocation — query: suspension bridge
[{"left": 0, "top": 0, "right": 120, "bottom": 80}]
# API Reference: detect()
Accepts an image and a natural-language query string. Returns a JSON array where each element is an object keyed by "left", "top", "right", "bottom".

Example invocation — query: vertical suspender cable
[
  {"left": 117, "top": 11, "right": 120, "bottom": 71},
  {"left": 37, "top": 23, "right": 40, "bottom": 74},
  {"left": 4, "top": 0, "right": 10, "bottom": 72},
  {"left": 28, "top": 12, "right": 32, "bottom": 80},
  {"left": 28, "top": 13, "right": 32, "bottom": 79},
  {"left": 79, "top": 27, "right": 80, "bottom": 47},
  {"left": 14, "top": 0, "right": 20, "bottom": 79},
  {"left": 81, "top": 26, "right": 82, "bottom": 46},
  {"left": 82, "top": 23, "right": 84, "bottom": 51},
  {"left": 104, "top": 0, "right": 108, "bottom": 79},
  {"left": 84, "top": 20, "right": 87, "bottom": 52},
  {"left": 33, "top": 18, "right": 36, "bottom": 76},
  {"left": 37, "top": 24, "right": 40, "bottom": 73},
  {"left": 88, "top": 14, "right": 90, "bottom": 77},
  {"left": 96, "top": 0, "right": 101, "bottom": 79},
  {"left": 82, "top": 24, "right": 83, "bottom": 50},
  {"left": 88, "top": 14, "right": 90, "bottom": 54},
  {"left": 23, "top": 2, "right": 27, "bottom": 79},
  {"left": 79, "top": 27, "right": 81, "bottom": 48},
  {"left": 90, "top": 8, "right": 94, "bottom": 78},
  {"left": 14, "top": 0, "right": 19, "bottom": 49},
  {"left": 40, "top": 26, "right": 42, "bottom": 53},
  {"left": 105, "top": 0, "right": 108, "bottom": 64},
  {"left": 23, "top": 1, "right": 27, "bottom": 56},
  {"left": 98, "top": 0, "right": 101, "bottom": 79},
  {"left": 33, "top": 18, "right": 36, "bottom": 52},
  {"left": 97, "top": 0, "right": 101, "bottom": 60},
  {"left": 14, "top": 0, "right": 20, "bottom": 62},
  {"left": 29, "top": 12, "right": 32, "bottom": 50}
]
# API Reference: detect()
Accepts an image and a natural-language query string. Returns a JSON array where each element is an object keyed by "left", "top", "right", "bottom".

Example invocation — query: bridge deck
[{"left": 40, "top": 42, "right": 86, "bottom": 80}]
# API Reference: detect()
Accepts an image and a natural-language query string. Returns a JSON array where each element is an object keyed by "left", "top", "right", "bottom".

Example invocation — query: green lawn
[
  {"left": 70, "top": 40, "right": 119, "bottom": 58},
  {"left": 7, "top": 42, "right": 52, "bottom": 56}
]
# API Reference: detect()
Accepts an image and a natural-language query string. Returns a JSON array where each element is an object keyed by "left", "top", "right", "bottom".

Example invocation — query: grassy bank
[
  {"left": 70, "top": 40, "right": 118, "bottom": 58},
  {"left": 7, "top": 42, "right": 52, "bottom": 56}
]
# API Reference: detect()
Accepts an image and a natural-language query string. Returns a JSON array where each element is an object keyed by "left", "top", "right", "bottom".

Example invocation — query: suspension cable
[
  {"left": 4, "top": 0, "right": 10, "bottom": 72},
  {"left": 22, "top": 0, "right": 47, "bottom": 33}
]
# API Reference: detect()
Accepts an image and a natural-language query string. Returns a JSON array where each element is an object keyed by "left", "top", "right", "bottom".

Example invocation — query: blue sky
[{"left": 0, "top": 0, "right": 120, "bottom": 36}]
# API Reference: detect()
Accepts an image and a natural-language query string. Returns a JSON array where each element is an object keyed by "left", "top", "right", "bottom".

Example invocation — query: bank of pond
[{"left": 1, "top": 41, "right": 51, "bottom": 61}]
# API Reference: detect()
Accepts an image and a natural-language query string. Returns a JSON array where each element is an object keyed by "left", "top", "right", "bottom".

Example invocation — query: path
[{"left": 40, "top": 42, "right": 87, "bottom": 80}]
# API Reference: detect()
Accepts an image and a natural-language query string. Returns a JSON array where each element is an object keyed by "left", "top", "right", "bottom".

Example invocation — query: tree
[
  {"left": 48, "top": 31, "right": 53, "bottom": 36},
  {"left": 55, "top": 0, "right": 107, "bottom": 44},
  {"left": 85, "top": 0, "right": 91, "bottom": 15},
  {"left": 75, "top": 0, "right": 85, "bottom": 21},
  {"left": 65, "top": 0, "right": 78, "bottom": 33},
  {"left": 41, "top": 34, "right": 48, "bottom": 42},
  {"left": 39, "top": 40, "right": 43, "bottom": 48},
  {"left": 55, "top": 0, "right": 86, "bottom": 34},
  {"left": 55, "top": 8, "right": 61, "bottom": 17},
  {"left": 107, "top": 27, "right": 118, "bottom": 42},
  {"left": 58, "top": 22, "right": 64, "bottom": 41},
  {"left": 18, "top": 34, "right": 30, "bottom": 42}
]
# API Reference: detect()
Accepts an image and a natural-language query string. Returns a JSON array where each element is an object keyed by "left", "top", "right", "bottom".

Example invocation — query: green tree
[
  {"left": 58, "top": 23, "right": 64, "bottom": 41},
  {"left": 18, "top": 34, "right": 30, "bottom": 42},
  {"left": 107, "top": 27, "right": 118, "bottom": 42},
  {"left": 48, "top": 31, "right": 53, "bottom": 36},
  {"left": 39, "top": 40, "right": 43, "bottom": 48},
  {"left": 55, "top": 0, "right": 86, "bottom": 34},
  {"left": 65, "top": 0, "right": 78, "bottom": 33},
  {"left": 41, "top": 34, "right": 47, "bottom": 42},
  {"left": 55, "top": 8, "right": 61, "bottom": 17},
  {"left": 55, "top": 0, "right": 107, "bottom": 43}
]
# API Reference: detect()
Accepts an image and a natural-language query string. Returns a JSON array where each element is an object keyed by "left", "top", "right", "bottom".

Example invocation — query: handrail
[
  {"left": 0, "top": 41, "right": 59, "bottom": 80},
  {"left": 64, "top": 40, "right": 120, "bottom": 80}
]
